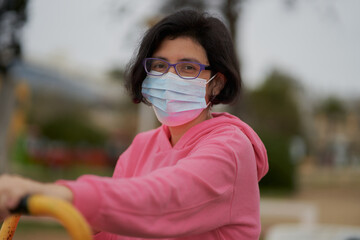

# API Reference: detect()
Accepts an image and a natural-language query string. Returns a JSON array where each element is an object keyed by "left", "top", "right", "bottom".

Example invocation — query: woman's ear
[{"left": 211, "top": 73, "right": 226, "bottom": 96}]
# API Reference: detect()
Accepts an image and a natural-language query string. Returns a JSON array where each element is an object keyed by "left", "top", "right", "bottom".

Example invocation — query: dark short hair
[{"left": 125, "top": 9, "right": 241, "bottom": 105}]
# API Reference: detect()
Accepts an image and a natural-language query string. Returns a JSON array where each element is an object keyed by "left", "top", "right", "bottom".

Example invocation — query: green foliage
[
  {"left": 107, "top": 67, "right": 125, "bottom": 83},
  {"left": 242, "top": 70, "right": 303, "bottom": 192},
  {"left": 258, "top": 131, "right": 295, "bottom": 191},
  {"left": 11, "top": 133, "right": 31, "bottom": 165},
  {"left": 41, "top": 113, "right": 106, "bottom": 146},
  {"left": 161, "top": 0, "right": 206, "bottom": 14},
  {"left": 250, "top": 70, "right": 301, "bottom": 137},
  {"left": 316, "top": 96, "right": 347, "bottom": 120}
]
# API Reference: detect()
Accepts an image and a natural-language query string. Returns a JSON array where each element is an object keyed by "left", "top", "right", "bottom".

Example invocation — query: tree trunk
[{"left": 0, "top": 74, "right": 16, "bottom": 174}]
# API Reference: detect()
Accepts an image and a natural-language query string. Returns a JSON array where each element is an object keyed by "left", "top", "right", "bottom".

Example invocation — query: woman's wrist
[{"left": 42, "top": 183, "right": 74, "bottom": 203}]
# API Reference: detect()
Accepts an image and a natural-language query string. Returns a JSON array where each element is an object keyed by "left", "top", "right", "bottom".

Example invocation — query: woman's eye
[
  {"left": 184, "top": 65, "right": 195, "bottom": 70},
  {"left": 180, "top": 64, "right": 197, "bottom": 72},
  {"left": 152, "top": 62, "right": 167, "bottom": 70}
]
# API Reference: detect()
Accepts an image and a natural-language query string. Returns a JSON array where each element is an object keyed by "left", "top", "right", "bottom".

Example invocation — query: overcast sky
[{"left": 22, "top": 0, "right": 360, "bottom": 99}]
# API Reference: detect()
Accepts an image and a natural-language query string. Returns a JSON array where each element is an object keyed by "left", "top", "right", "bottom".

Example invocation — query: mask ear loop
[
  {"left": 206, "top": 95, "right": 218, "bottom": 108},
  {"left": 205, "top": 73, "right": 217, "bottom": 84},
  {"left": 205, "top": 73, "right": 218, "bottom": 107}
]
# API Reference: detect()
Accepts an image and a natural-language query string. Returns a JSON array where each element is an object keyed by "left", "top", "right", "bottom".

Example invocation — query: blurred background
[{"left": 0, "top": 0, "right": 359, "bottom": 239}]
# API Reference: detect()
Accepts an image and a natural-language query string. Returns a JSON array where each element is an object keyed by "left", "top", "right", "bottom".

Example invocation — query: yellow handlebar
[
  {"left": 0, "top": 195, "right": 92, "bottom": 240},
  {"left": 0, "top": 214, "right": 21, "bottom": 240}
]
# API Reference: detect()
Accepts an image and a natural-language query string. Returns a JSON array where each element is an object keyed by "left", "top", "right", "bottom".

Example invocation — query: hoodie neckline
[{"left": 159, "top": 112, "right": 230, "bottom": 151}]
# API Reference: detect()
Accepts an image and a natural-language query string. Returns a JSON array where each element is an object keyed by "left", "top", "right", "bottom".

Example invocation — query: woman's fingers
[
  {"left": 0, "top": 194, "right": 10, "bottom": 221},
  {"left": 0, "top": 174, "right": 41, "bottom": 215},
  {"left": 0, "top": 174, "right": 73, "bottom": 218}
]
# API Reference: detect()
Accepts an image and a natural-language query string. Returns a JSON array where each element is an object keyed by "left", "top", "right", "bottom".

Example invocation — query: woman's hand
[{"left": 0, "top": 174, "right": 73, "bottom": 221}]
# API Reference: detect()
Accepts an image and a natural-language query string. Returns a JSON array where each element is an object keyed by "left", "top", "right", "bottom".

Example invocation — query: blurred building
[{"left": 313, "top": 103, "right": 360, "bottom": 167}]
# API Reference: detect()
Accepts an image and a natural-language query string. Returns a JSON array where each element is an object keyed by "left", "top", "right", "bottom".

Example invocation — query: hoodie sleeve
[{"left": 57, "top": 126, "right": 259, "bottom": 238}]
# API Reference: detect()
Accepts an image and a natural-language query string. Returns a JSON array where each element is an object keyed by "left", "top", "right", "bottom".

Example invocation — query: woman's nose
[{"left": 168, "top": 65, "right": 177, "bottom": 74}]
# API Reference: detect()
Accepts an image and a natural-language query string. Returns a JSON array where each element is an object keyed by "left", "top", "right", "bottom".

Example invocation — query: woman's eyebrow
[
  {"left": 151, "top": 56, "right": 203, "bottom": 64},
  {"left": 152, "top": 56, "right": 168, "bottom": 61},
  {"left": 179, "top": 58, "right": 201, "bottom": 63}
]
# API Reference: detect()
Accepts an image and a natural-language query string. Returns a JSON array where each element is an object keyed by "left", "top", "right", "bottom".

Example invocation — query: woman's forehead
[{"left": 152, "top": 36, "right": 209, "bottom": 64}]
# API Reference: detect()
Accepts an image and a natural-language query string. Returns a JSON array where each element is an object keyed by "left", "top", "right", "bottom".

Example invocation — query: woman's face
[{"left": 151, "top": 36, "right": 213, "bottom": 101}]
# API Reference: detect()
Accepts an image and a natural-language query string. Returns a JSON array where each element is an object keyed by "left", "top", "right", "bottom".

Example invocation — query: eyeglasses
[{"left": 143, "top": 58, "right": 212, "bottom": 79}]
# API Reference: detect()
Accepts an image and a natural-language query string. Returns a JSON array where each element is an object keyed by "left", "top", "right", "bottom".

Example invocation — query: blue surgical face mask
[{"left": 141, "top": 71, "right": 216, "bottom": 126}]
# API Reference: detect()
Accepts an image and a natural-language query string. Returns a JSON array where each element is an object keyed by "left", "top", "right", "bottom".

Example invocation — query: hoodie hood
[
  {"left": 213, "top": 112, "right": 269, "bottom": 181},
  {"left": 162, "top": 112, "right": 269, "bottom": 181}
]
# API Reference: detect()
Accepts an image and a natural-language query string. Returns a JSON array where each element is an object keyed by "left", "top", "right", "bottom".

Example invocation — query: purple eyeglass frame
[{"left": 143, "top": 57, "right": 212, "bottom": 79}]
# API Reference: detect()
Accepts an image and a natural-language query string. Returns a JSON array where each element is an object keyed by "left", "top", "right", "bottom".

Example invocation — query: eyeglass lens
[{"left": 145, "top": 59, "right": 201, "bottom": 78}]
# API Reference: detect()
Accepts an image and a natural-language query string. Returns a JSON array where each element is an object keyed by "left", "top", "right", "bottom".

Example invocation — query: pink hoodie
[{"left": 57, "top": 112, "right": 268, "bottom": 240}]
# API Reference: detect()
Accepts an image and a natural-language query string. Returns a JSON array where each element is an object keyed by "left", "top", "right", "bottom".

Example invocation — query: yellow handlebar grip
[
  {"left": 0, "top": 195, "right": 93, "bottom": 240},
  {"left": 27, "top": 195, "right": 93, "bottom": 240},
  {"left": 0, "top": 214, "right": 20, "bottom": 240}
]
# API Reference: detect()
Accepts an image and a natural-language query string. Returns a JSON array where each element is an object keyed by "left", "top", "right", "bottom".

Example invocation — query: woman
[{"left": 0, "top": 10, "right": 268, "bottom": 240}]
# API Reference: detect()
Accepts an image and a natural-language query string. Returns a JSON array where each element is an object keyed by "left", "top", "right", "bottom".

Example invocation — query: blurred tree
[
  {"left": 221, "top": 0, "right": 244, "bottom": 44},
  {"left": 0, "top": 0, "right": 27, "bottom": 72},
  {"left": 0, "top": 0, "right": 28, "bottom": 173},
  {"left": 160, "top": 0, "right": 206, "bottom": 13},
  {"left": 107, "top": 67, "right": 125, "bottom": 83},
  {"left": 316, "top": 96, "right": 347, "bottom": 121},
  {"left": 41, "top": 113, "right": 106, "bottom": 147},
  {"left": 25, "top": 90, "right": 108, "bottom": 147},
  {"left": 242, "top": 70, "right": 303, "bottom": 192}
]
